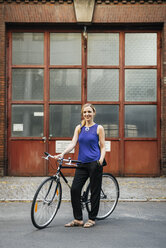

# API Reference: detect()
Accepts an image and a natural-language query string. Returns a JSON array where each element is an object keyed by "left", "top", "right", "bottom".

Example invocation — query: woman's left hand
[{"left": 98, "top": 159, "right": 103, "bottom": 165}]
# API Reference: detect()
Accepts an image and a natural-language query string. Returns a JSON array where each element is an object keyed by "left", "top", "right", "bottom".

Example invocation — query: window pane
[
  {"left": 50, "top": 33, "right": 81, "bottom": 65},
  {"left": 12, "top": 33, "right": 44, "bottom": 65},
  {"left": 95, "top": 105, "right": 119, "bottom": 137},
  {"left": 125, "top": 69, "right": 157, "bottom": 102},
  {"left": 88, "top": 33, "right": 119, "bottom": 65},
  {"left": 49, "top": 105, "right": 81, "bottom": 137},
  {"left": 50, "top": 69, "right": 81, "bottom": 101},
  {"left": 125, "top": 105, "right": 157, "bottom": 137},
  {"left": 125, "top": 33, "right": 157, "bottom": 65},
  {"left": 12, "top": 69, "right": 44, "bottom": 101},
  {"left": 12, "top": 105, "right": 44, "bottom": 137},
  {"left": 87, "top": 69, "right": 119, "bottom": 101}
]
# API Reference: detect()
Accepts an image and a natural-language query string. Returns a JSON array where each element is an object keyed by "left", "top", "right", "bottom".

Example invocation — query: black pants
[{"left": 71, "top": 161, "right": 103, "bottom": 221}]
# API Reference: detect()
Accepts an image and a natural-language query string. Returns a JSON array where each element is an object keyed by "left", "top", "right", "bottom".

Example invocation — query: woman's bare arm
[
  {"left": 98, "top": 125, "right": 106, "bottom": 165},
  {"left": 54, "top": 125, "right": 80, "bottom": 159}
]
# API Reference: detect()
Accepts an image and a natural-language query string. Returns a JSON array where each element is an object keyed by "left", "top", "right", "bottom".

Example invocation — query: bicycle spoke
[
  {"left": 85, "top": 173, "right": 119, "bottom": 220},
  {"left": 31, "top": 178, "right": 62, "bottom": 229},
  {"left": 31, "top": 153, "right": 81, "bottom": 229}
]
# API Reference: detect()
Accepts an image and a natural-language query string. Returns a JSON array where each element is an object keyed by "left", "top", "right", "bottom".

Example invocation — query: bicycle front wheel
[
  {"left": 31, "top": 177, "right": 62, "bottom": 229},
  {"left": 85, "top": 173, "right": 119, "bottom": 220}
]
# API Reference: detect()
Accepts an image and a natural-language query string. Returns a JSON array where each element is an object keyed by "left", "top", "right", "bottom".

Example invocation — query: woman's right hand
[{"left": 54, "top": 153, "right": 64, "bottom": 160}]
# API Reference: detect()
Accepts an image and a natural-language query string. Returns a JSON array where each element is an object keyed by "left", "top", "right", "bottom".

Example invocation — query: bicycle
[{"left": 31, "top": 152, "right": 120, "bottom": 229}]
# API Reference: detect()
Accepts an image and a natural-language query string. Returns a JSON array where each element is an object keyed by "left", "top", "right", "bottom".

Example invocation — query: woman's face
[{"left": 82, "top": 106, "right": 95, "bottom": 122}]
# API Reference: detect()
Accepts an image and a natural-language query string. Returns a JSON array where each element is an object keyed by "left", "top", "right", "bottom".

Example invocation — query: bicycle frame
[
  {"left": 52, "top": 159, "right": 78, "bottom": 189},
  {"left": 48, "top": 156, "right": 91, "bottom": 209},
  {"left": 44, "top": 152, "right": 88, "bottom": 203}
]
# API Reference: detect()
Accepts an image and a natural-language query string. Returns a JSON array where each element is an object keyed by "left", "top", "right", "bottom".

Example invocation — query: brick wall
[
  {"left": 0, "top": 6, "right": 6, "bottom": 176},
  {"left": 94, "top": 4, "right": 166, "bottom": 23},
  {"left": 2, "top": 3, "right": 166, "bottom": 24},
  {"left": 4, "top": 4, "right": 76, "bottom": 23},
  {"left": 0, "top": 1, "right": 166, "bottom": 176},
  {"left": 161, "top": 22, "right": 166, "bottom": 174}
]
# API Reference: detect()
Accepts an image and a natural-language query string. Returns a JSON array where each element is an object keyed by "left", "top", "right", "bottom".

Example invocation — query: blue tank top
[{"left": 78, "top": 123, "right": 100, "bottom": 163}]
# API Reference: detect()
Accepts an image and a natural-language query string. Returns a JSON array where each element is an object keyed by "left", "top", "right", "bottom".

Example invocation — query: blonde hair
[{"left": 78, "top": 103, "right": 96, "bottom": 133}]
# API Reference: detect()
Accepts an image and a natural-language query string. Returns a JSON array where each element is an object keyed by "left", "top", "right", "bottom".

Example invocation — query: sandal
[
  {"left": 65, "top": 220, "right": 84, "bottom": 227},
  {"left": 83, "top": 220, "right": 95, "bottom": 228}
]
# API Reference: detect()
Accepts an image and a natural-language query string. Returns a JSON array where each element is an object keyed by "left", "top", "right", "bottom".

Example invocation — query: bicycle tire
[
  {"left": 31, "top": 177, "right": 62, "bottom": 229},
  {"left": 85, "top": 173, "right": 119, "bottom": 220}
]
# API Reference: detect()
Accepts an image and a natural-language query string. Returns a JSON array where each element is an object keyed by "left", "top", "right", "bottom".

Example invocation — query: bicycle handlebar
[{"left": 43, "top": 152, "right": 81, "bottom": 165}]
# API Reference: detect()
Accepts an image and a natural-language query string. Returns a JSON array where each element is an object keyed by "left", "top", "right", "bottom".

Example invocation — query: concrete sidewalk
[{"left": 0, "top": 176, "right": 166, "bottom": 202}]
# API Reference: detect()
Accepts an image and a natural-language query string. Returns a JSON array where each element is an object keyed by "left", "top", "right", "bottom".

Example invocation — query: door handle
[{"left": 42, "top": 136, "right": 46, "bottom": 143}]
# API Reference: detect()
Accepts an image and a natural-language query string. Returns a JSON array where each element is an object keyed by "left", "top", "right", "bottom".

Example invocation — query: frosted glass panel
[
  {"left": 12, "top": 69, "right": 44, "bottom": 101},
  {"left": 87, "top": 69, "right": 119, "bottom": 101},
  {"left": 88, "top": 33, "right": 119, "bottom": 65},
  {"left": 50, "top": 33, "right": 81, "bottom": 65},
  {"left": 49, "top": 105, "right": 81, "bottom": 137},
  {"left": 125, "top": 69, "right": 157, "bottom": 101},
  {"left": 12, "top": 33, "right": 44, "bottom": 65},
  {"left": 95, "top": 105, "right": 119, "bottom": 137},
  {"left": 50, "top": 69, "right": 81, "bottom": 101},
  {"left": 125, "top": 105, "right": 157, "bottom": 137},
  {"left": 125, "top": 33, "right": 157, "bottom": 65},
  {"left": 12, "top": 105, "right": 44, "bottom": 137}
]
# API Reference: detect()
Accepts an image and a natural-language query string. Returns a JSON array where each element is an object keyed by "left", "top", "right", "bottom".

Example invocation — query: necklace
[{"left": 84, "top": 123, "right": 95, "bottom": 132}]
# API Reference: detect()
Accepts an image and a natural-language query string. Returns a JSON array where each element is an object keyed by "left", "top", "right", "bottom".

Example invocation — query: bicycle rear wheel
[
  {"left": 85, "top": 173, "right": 119, "bottom": 220},
  {"left": 31, "top": 177, "right": 62, "bottom": 229}
]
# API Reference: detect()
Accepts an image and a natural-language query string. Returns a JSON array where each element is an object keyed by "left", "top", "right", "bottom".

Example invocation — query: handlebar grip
[
  {"left": 44, "top": 152, "right": 49, "bottom": 156},
  {"left": 71, "top": 160, "right": 81, "bottom": 164}
]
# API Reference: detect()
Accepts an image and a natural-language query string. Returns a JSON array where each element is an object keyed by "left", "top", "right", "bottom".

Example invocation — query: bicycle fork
[{"left": 43, "top": 177, "right": 60, "bottom": 205}]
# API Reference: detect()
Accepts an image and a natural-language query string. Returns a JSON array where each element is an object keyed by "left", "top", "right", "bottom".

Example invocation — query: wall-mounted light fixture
[{"left": 74, "top": 0, "right": 95, "bottom": 24}]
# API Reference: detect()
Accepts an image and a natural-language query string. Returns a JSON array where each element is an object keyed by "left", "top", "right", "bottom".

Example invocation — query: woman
[{"left": 54, "top": 103, "right": 106, "bottom": 228}]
